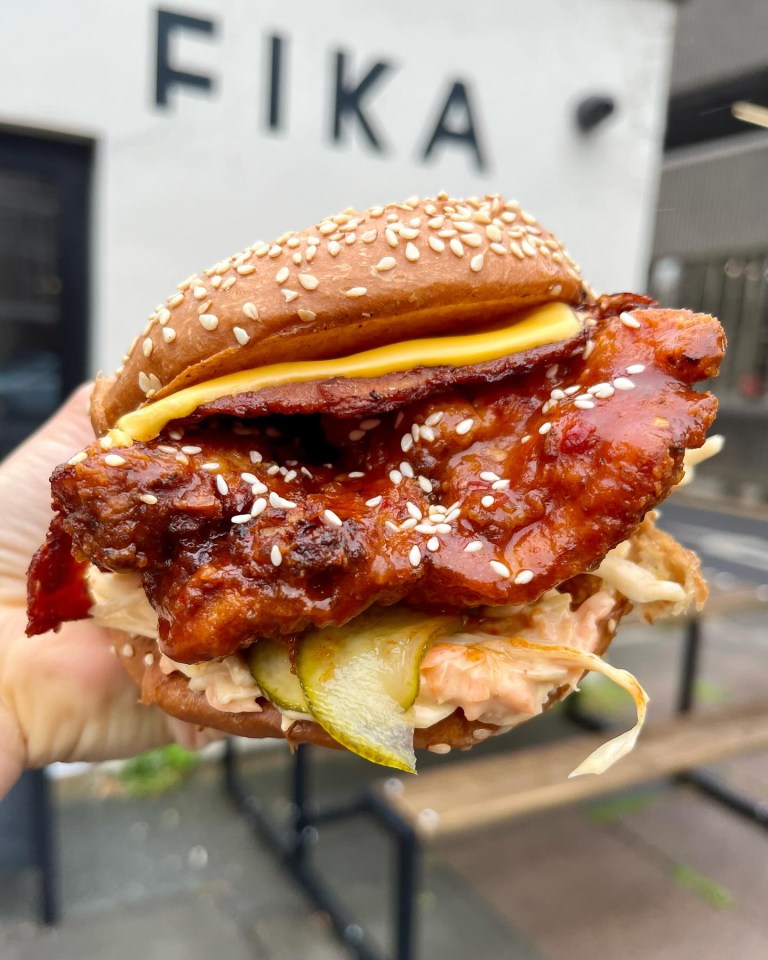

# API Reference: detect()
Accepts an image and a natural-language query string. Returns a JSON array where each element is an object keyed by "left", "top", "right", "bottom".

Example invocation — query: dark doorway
[{"left": 0, "top": 129, "right": 92, "bottom": 456}]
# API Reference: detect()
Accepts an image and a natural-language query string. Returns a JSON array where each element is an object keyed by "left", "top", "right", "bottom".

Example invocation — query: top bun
[{"left": 92, "top": 192, "right": 586, "bottom": 432}]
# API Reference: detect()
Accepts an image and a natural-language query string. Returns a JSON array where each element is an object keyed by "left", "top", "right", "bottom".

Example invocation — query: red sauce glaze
[{"left": 35, "top": 301, "right": 723, "bottom": 663}]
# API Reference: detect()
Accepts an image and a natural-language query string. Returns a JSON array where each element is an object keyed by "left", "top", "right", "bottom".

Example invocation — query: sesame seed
[
  {"left": 157, "top": 445, "right": 176, "bottom": 454},
  {"left": 400, "top": 518, "right": 418, "bottom": 531},
  {"left": 481, "top": 495, "right": 495, "bottom": 508},
  {"left": 181, "top": 445, "right": 202, "bottom": 454},
  {"left": 613, "top": 377, "right": 635, "bottom": 391},
  {"left": 237, "top": 263, "right": 255, "bottom": 275},
  {"left": 405, "top": 242, "right": 420, "bottom": 262},
  {"left": 409, "top": 545, "right": 422, "bottom": 568},
  {"left": 399, "top": 461, "right": 414, "bottom": 478},
  {"left": 425, "top": 411, "right": 443, "bottom": 427},
  {"left": 361, "top": 229, "right": 377, "bottom": 243},
  {"left": 167, "top": 294, "right": 184, "bottom": 309},
  {"left": 282, "top": 289, "right": 299, "bottom": 302},
  {"left": 242, "top": 302, "right": 259, "bottom": 320},
  {"left": 348, "top": 471, "right": 365, "bottom": 478},
  {"left": 449, "top": 238, "right": 464, "bottom": 257},
  {"left": 139, "top": 493, "right": 158, "bottom": 505},
  {"left": 411, "top": 423, "right": 420, "bottom": 441},
  {"left": 389, "top": 469, "right": 403, "bottom": 486},
  {"left": 406, "top": 502, "right": 422, "bottom": 520},
  {"left": 241, "top": 472, "right": 259, "bottom": 484},
  {"left": 626, "top": 364, "right": 646, "bottom": 375},
  {"left": 443, "top": 507, "right": 461, "bottom": 522},
  {"left": 401, "top": 434, "right": 414, "bottom": 453},
  {"left": 490, "top": 242, "right": 507, "bottom": 255},
  {"left": 345, "top": 287, "right": 367, "bottom": 298},
  {"left": 385, "top": 520, "right": 398, "bottom": 532},
  {"left": 400, "top": 227, "right": 419, "bottom": 240},
  {"left": 298, "top": 308, "right": 316, "bottom": 322},
  {"left": 464, "top": 541, "right": 483, "bottom": 553},
  {"left": 490, "top": 560, "right": 511, "bottom": 578},
  {"left": 105, "top": 454, "right": 126, "bottom": 467},
  {"left": 192, "top": 286, "right": 207, "bottom": 299},
  {"left": 233, "top": 326, "right": 250, "bottom": 346},
  {"left": 231, "top": 514, "right": 252, "bottom": 524},
  {"left": 514, "top": 569, "right": 534, "bottom": 585},
  {"left": 268, "top": 245, "right": 282, "bottom": 258},
  {"left": 592, "top": 384, "right": 615, "bottom": 399},
  {"left": 455, "top": 418, "right": 474, "bottom": 435},
  {"left": 470, "top": 253, "right": 484, "bottom": 272},
  {"left": 385, "top": 228, "right": 399, "bottom": 248},
  {"left": 486, "top": 224, "right": 503, "bottom": 242},
  {"left": 250, "top": 450, "right": 263, "bottom": 463},
  {"left": 201, "top": 462, "right": 220, "bottom": 471},
  {"left": 415, "top": 523, "right": 436, "bottom": 534},
  {"left": 564, "top": 385, "right": 580, "bottom": 395},
  {"left": 492, "top": 479, "right": 510, "bottom": 491},
  {"left": 418, "top": 476, "right": 433, "bottom": 493},
  {"left": 251, "top": 480, "right": 268, "bottom": 495},
  {"left": 267, "top": 464, "right": 280, "bottom": 475},
  {"left": 427, "top": 236, "right": 445, "bottom": 254},
  {"left": 143, "top": 653, "right": 154, "bottom": 667},
  {"left": 509, "top": 241, "right": 524, "bottom": 259},
  {"left": 323, "top": 509, "right": 343, "bottom": 527},
  {"left": 426, "top": 537, "right": 439, "bottom": 552},
  {"left": 275, "top": 266, "right": 289, "bottom": 284},
  {"left": 375, "top": 256, "right": 397, "bottom": 272},
  {"left": 138, "top": 371, "right": 152, "bottom": 394},
  {"left": 480, "top": 470, "right": 500, "bottom": 482},
  {"left": 68, "top": 451, "right": 87, "bottom": 465},
  {"left": 214, "top": 475, "right": 229, "bottom": 496},
  {"left": 539, "top": 422, "right": 553, "bottom": 435},
  {"left": 269, "top": 492, "right": 296, "bottom": 510},
  {"left": 464, "top": 234, "right": 482, "bottom": 248},
  {"left": 121, "top": 644, "right": 134, "bottom": 658},
  {"left": 620, "top": 311, "right": 641, "bottom": 329},
  {"left": 434, "top": 523, "right": 452, "bottom": 534},
  {"left": 270, "top": 545, "right": 283, "bottom": 566},
  {"left": 366, "top": 495, "right": 383, "bottom": 507},
  {"left": 142, "top": 337, "right": 154, "bottom": 357},
  {"left": 251, "top": 498, "right": 267, "bottom": 517},
  {"left": 575, "top": 398, "right": 596, "bottom": 410},
  {"left": 162, "top": 327, "right": 176, "bottom": 343},
  {"left": 199, "top": 314, "right": 219, "bottom": 331},
  {"left": 360, "top": 418, "right": 380, "bottom": 430},
  {"left": 298, "top": 273, "right": 319, "bottom": 290},
  {"left": 221, "top": 277, "right": 236, "bottom": 290},
  {"left": 349, "top": 429, "right": 366, "bottom": 441},
  {"left": 99, "top": 435, "right": 113, "bottom": 450}
]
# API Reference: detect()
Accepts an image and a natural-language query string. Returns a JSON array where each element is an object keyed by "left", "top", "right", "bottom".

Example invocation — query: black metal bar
[
  {"left": 222, "top": 741, "right": 419, "bottom": 960},
  {"left": 678, "top": 616, "right": 702, "bottom": 714},
  {"left": 367, "top": 789, "right": 420, "bottom": 960},
  {"left": 30, "top": 768, "right": 58, "bottom": 925},
  {"left": 683, "top": 769, "right": 768, "bottom": 828}
]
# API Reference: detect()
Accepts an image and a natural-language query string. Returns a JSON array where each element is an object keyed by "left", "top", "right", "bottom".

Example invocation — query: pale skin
[{"left": 0, "top": 386, "right": 210, "bottom": 799}]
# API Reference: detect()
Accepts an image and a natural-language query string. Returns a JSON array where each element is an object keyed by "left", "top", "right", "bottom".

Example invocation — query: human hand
[{"left": 0, "top": 386, "right": 211, "bottom": 798}]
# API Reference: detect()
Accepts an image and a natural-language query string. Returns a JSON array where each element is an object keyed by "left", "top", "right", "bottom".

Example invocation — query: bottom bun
[{"left": 115, "top": 585, "right": 625, "bottom": 755}]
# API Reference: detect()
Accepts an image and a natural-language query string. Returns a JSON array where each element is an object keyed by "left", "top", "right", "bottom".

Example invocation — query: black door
[{"left": 0, "top": 130, "right": 92, "bottom": 456}]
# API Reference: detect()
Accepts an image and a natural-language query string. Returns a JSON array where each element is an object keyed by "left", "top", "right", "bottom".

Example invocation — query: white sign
[{"left": 0, "top": 0, "right": 676, "bottom": 372}]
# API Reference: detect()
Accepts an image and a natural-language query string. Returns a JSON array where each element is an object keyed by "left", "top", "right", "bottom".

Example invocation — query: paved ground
[{"left": 1, "top": 499, "right": 767, "bottom": 960}]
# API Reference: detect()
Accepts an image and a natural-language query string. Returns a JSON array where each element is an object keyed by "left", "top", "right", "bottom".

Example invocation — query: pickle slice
[
  {"left": 296, "top": 607, "right": 459, "bottom": 773},
  {"left": 248, "top": 639, "right": 309, "bottom": 713}
]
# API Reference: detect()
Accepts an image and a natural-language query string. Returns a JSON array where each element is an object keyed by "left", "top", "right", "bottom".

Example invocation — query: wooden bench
[{"left": 382, "top": 700, "right": 768, "bottom": 838}]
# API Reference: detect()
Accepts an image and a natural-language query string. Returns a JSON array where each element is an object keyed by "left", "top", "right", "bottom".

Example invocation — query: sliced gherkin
[
  {"left": 296, "top": 606, "right": 460, "bottom": 773},
  {"left": 248, "top": 639, "right": 309, "bottom": 713}
]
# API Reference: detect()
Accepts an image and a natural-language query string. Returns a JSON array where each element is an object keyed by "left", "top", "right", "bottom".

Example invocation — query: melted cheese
[{"left": 113, "top": 302, "right": 582, "bottom": 443}]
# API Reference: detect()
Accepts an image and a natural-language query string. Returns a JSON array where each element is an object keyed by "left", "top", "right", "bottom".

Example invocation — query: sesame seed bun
[{"left": 91, "top": 193, "right": 585, "bottom": 433}]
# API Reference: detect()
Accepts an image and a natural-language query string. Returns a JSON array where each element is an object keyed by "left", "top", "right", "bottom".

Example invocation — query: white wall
[{"left": 1, "top": 0, "right": 676, "bottom": 373}]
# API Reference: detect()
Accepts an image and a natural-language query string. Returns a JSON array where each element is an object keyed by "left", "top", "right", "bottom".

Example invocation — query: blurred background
[{"left": 1, "top": 1, "right": 767, "bottom": 958}]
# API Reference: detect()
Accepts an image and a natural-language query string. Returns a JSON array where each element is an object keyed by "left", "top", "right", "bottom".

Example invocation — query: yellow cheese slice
[{"left": 113, "top": 301, "right": 582, "bottom": 443}]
